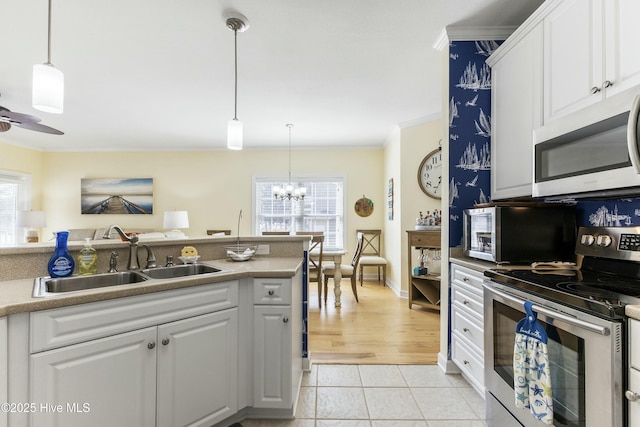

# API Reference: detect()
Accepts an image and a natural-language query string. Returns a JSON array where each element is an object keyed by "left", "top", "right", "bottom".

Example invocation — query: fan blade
[
  {"left": 0, "top": 122, "right": 10, "bottom": 132},
  {"left": 0, "top": 110, "right": 42, "bottom": 124},
  {"left": 13, "top": 121, "right": 64, "bottom": 135}
]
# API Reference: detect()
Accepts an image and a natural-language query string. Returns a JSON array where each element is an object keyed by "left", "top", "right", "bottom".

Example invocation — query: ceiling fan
[{"left": 0, "top": 105, "right": 64, "bottom": 135}]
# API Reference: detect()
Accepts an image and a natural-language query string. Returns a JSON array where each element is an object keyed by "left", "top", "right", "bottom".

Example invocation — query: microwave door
[{"left": 627, "top": 94, "right": 640, "bottom": 173}]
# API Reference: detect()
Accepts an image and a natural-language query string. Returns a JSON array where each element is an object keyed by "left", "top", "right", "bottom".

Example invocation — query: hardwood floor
[{"left": 308, "top": 280, "right": 441, "bottom": 365}]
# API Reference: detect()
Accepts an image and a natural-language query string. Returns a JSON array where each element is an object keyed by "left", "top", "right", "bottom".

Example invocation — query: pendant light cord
[
  {"left": 233, "top": 28, "right": 238, "bottom": 120},
  {"left": 46, "top": 0, "right": 53, "bottom": 65}
]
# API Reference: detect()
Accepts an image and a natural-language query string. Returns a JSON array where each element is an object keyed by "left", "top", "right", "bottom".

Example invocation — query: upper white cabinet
[
  {"left": 489, "top": 22, "right": 543, "bottom": 199},
  {"left": 543, "top": 0, "right": 640, "bottom": 123}
]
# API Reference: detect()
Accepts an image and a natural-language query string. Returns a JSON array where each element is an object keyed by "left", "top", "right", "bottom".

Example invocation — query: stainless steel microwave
[
  {"left": 462, "top": 205, "right": 576, "bottom": 263},
  {"left": 533, "top": 87, "right": 640, "bottom": 198}
]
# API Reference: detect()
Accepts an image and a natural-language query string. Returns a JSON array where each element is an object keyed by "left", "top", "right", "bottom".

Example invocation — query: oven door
[{"left": 483, "top": 280, "right": 624, "bottom": 427}]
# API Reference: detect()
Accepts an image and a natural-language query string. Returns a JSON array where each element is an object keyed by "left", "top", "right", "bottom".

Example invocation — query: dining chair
[
  {"left": 296, "top": 231, "right": 325, "bottom": 307},
  {"left": 357, "top": 229, "right": 387, "bottom": 286},
  {"left": 322, "top": 232, "right": 364, "bottom": 304}
]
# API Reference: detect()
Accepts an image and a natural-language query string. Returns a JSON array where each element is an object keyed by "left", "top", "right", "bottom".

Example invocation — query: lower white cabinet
[
  {"left": 253, "top": 305, "right": 293, "bottom": 408},
  {"left": 252, "top": 276, "right": 303, "bottom": 411},
  {"left": 30, "top": 308, "right": 238, "bottom": 427},
  {"left": 629, "top": 319, "right": 640, "bottom": 425},
  {"left": 0, "top": 317, "right": 6, "bottom": 427},
  {"left": 450, "top": 262, "right": 485, "bottom": 395}
]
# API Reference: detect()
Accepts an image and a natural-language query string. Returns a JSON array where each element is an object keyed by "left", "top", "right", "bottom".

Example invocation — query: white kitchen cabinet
[
  {"left": 628, "top": 318, "right": 640, "bottom": 425},
  {"left": 543, "top": 0, "right": 640, "bottom": 123},
  {"left": 488, "top": 22, "right": 543, "bottom": 199},
  {"left": 450, "top": 262, "right": 485, "bottom": 395},
  {"left": 0, "top": 317, "right": 6, "bottom": 427},
  {"left": 156, "top": 308, "right": 238, "bottom": 427},
  {"left": 252, "top": 276, "right": 302, "bottom": 410},
  {"left": 29, "top": 281, "right": 239, "bottom": 427}
]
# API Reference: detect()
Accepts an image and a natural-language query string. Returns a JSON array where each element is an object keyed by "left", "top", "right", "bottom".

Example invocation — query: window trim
[
  {"left": 0, "top": 170, "right": 33, "bottom": 245},
  {"left": 252, "top": 174, "right": 347, "bottom": 251}
]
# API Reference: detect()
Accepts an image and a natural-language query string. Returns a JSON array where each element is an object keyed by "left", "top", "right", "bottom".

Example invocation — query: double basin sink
[{"left": 33, "top": 264, "right": 225, "bottom": 298}]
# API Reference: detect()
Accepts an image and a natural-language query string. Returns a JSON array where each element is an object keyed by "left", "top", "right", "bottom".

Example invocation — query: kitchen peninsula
[{"left": 0, "top": 234, "right": 309, "bottom": 427}]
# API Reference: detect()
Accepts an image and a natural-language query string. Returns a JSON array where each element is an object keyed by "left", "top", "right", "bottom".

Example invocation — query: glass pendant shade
[
  {"left": 33, "top": 63, "right": 64, "bottom": 114},
  {"left": 227, "top": 118, "right": 243, "bottom": 150}
]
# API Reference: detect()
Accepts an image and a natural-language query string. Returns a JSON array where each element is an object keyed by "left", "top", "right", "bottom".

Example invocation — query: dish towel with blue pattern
[{"left": 513, "top": 301, "right": 553, "bottom": 425}]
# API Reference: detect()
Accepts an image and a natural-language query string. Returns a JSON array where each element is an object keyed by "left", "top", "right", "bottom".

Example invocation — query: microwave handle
[
  {"left": 628, "top": 94, "right": 640, "bottom": 173},
  {"left": 483, "top": 282, "right": 611, "bottom": 336}
]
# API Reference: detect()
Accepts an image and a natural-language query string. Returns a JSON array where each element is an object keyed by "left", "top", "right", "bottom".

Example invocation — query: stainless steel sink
[
  {"left": 141, "top": 264, "right": 222, "bottom": 279},
  {"left": 33, "top": 271, "right": 148, "bottom": 297}
]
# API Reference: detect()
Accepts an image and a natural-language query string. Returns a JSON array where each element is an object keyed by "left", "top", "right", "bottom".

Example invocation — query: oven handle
[
  {"left": 628, "top": 94, "right": 640, "bottom": 173},
  {"left": 484, "top": 283, "right": 611, "bottom": 336}
]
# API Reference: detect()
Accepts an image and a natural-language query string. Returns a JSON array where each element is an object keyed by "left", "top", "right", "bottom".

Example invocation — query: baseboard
[{"left": 438, "top": 352, "right": 460, "bottom": 374}]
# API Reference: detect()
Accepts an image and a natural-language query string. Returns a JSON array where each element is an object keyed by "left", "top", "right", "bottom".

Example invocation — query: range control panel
[{"left": 577, "top": 226, "right": 640, "bottom": 261}]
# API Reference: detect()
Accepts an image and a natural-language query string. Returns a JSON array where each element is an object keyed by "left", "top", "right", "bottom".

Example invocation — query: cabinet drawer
[
  {"left": 451, "top": 285, "right": 483, "bottom": 320},
  {"left": 31, "top": 281, "right": 239, "bottom": 353},
  {"left": 452, "top": 330, "right": 485, "bottom": 390},
  {"left": 409, "top": 231, "right": 440, "bottom": 248},
  {"left": 631, "top": 319, "right": 640, "bottom": 370},
  {"left": 451, "top": 264, "right": 484, "bottom": 294},
  {"left": 253, "top": 278, "right": 292, "bottom": 305},
  {"left": 452, "top": 306, "right": 484, "bottom": 353}
]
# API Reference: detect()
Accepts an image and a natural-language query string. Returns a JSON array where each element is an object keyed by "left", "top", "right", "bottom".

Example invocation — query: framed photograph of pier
[{"left": 81, "top": 178, "right": 153, "bottom": 214}]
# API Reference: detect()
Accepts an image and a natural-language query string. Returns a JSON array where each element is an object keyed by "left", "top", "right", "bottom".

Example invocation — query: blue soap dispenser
[{"left": 48, "top": 231, "right": 75, "bottom": 278}]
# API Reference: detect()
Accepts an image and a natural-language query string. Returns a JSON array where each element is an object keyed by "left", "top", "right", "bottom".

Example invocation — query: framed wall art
[{"left": 81, "top": 178, "right": 153, "bottom": 214}]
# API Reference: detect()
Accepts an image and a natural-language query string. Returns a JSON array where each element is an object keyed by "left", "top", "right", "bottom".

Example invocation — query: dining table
[{"left": 311, "top": 248, "right": 346, "bottom": 308}]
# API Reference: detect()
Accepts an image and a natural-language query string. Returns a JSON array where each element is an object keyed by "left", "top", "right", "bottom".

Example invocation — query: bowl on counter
[{"left": 224, "top": 244, "right": 257, "bottom": 262}]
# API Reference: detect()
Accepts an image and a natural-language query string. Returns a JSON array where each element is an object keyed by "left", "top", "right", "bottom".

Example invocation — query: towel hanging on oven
[{"left": 513, "top": 301, "right": 554, "bottom": 425}]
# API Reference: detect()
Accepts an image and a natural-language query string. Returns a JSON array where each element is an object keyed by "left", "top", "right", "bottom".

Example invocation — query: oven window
[{"left": 493, "top": 301, "right": 586, "bottom": 427}]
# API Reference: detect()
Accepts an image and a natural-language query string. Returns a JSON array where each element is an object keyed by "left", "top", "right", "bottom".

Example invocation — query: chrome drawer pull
[
  {"left": 162, "top": 338, "right": 170, "bottom": 346},
  {"left": 268, "top": 290, "right": 275, "bottom": 296},
  {"left": 463, "top": 327, "right": 469, "bottom": 333},
  {"left": 626, "top": 390, "right": 640, "bottom": 402},
  {"left": 148, "top": 342, "right": 156, "bottom": 350}
]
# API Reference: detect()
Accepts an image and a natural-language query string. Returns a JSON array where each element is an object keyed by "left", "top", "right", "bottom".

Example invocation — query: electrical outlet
[{"left": 256, "top": 245, "right": 270, "bottom": 255}]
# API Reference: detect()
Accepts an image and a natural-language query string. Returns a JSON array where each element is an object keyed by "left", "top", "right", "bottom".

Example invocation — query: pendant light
[
  {"left": 273, "top": 124, "right": 306, "bottom": 201},
  {"left": 33, "top": 0, "right": 64, "bottom": 114},
  {"left": 224, "top": 11, "right": 249, "bottom": 150}
]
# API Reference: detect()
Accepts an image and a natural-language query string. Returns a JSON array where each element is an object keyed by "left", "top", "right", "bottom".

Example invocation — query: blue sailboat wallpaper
[{"left": 448, "top": 40, "right": 502, "bottom": 248}]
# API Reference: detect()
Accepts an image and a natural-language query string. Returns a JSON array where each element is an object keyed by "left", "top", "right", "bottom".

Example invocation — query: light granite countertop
[
  {"left": 0, "top": 256, "right": 302, "bottom": 317},
  {"left": 626, "top": 305, "right": 640, "bottom": 321}
]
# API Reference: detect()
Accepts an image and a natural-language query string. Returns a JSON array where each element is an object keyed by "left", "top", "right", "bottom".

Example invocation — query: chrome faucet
[
  {"left": 140, "top": 244, "right": 157, "bottom": 269},
  {"left": 103, "top": 225, "right": 140, "bottom": 270}
]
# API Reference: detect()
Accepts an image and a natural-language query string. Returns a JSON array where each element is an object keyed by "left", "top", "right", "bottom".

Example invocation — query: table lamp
[
  {"left": 17, "top": 210, "right": 47, "bottom": 243},
  {"left": 163, "top": 211, "right": 189, "bottom": 238}
]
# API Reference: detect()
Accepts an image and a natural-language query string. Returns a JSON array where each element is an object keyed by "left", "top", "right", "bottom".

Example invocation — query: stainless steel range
[{"left": 483, "top": 226, "right": 640, "bottom": 427}]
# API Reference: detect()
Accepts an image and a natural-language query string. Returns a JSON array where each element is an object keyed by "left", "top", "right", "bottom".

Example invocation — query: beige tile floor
[{"left": 241, "top": 365, "right": 488, "bottom": 427}]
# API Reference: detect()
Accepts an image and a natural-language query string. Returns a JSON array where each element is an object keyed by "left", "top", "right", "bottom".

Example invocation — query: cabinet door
[
  {"left": 157, "top": 308, "right": 238, "bottom": 427},
  {"left": 0, "top": 318, "right": 6, "bottom": 427},
  {"left": 543, "top": 0, "right": 603, "bottom": 122},
  {"left": 491, "top": 23, "right": 542, "bottom": 199},
  {"left": 253, "top": 305, "right": 292, "bottom": 409},
  {"left": 30, "top": 327, "right": 157, "bottom": 427},
  {"left": 603, "top": 0, "right": 640, "bottom": 96}
]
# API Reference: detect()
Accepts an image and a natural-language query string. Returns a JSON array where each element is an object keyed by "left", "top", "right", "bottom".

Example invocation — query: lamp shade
[
  {"left": 227, "top": 119, "right": 243, "bottom": 150},
  {"left": 163, "top": 211, "right": 189, "bottom": 229},
  {"left": 33, "top": 63, "right": 64, "bottom": 114},
  {"left": 17, "top": 210, "right": 47, "bottom": 228}
]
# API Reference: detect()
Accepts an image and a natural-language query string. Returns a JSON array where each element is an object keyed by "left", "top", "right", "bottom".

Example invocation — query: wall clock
[{"left": 418, "top": 147, "right": 442, "bottom": 199}]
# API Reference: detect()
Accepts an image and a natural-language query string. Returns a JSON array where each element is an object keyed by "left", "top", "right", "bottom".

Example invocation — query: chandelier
[{"left": 273, "top": 124, "right": 306, "bottom": 201}]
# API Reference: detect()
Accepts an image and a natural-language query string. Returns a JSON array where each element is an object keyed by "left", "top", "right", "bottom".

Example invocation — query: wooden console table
[{"left": 406, "top": 230, "right": 441, "bottom": 310}]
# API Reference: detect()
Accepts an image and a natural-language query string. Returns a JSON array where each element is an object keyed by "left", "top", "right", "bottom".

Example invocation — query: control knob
[
  {"left": 581, "top": 234, "right": 595, "bottom": 246},
  {"left": 596, "top": 235, "right": 613, "bottom": 247}
]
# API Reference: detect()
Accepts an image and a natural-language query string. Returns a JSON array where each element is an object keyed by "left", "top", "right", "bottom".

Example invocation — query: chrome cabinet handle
[
  {"left": 463, "top": 360, "right": 470, "bottom": 365},
  {"left": 283, "top": 317, "right": 289, "bottom": 323},
  {"left": 162, "top": 338, "right": 170, "bottom": 346},
  {"left": 148, "top": 342, "right": 156, "bottom": 350},
  {"left": 462, "top": 276, "right": 469, "bottom": 282},
  {"left": 463, "top": 300, "right": 470, "bottom": 305},
  {"left": 268, "top": 290, "right": 275, "bottom": 296},
  {"left": 591, "top": 86, "right": 601, "bottom": 94},
  {"left": 626, "top": 390, "right": 640, "bottom": 402},
  {"left": 602, "top": 80, "right": 613, "bottom": 88},
  {"left": 463, "top": 327, "right": 470, "bottom": 333}
]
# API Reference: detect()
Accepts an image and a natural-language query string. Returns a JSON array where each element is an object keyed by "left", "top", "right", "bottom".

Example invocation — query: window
[
  {"left": 254, "top": 176, "right": 345, "bottom": 250},
  {"left": 0, "top": 171, "right": 32, "bottom": 245}
]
